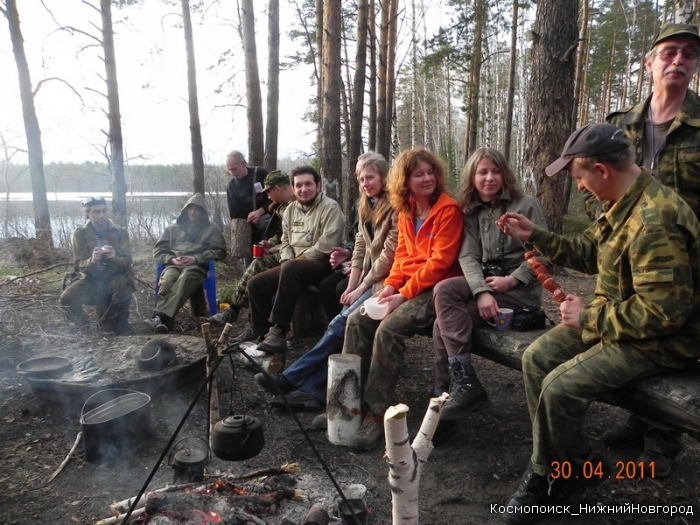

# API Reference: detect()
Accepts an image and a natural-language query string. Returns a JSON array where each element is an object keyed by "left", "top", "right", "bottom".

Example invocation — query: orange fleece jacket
[{"left": 384, "top": 191, "right": 464, "bottom": 300}]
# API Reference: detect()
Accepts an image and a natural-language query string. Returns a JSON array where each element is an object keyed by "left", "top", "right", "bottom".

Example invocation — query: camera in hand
[
  {"left": 511, "top": 305, "right": 547, "bottom": 332},
  {"left": 482, "top": 261, "right": 506, "bottom": 278}
]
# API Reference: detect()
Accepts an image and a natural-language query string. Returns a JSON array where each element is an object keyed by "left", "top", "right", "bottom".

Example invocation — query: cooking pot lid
[
  {"left": 173, "top": 448, "right": 208, "bottom": 466},
  {"left": 220, "top": 414, "right": 256, "bottom": 428}
]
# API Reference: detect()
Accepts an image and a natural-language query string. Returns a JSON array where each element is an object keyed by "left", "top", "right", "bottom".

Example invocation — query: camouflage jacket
[
  {"left": 529, "top": 169, "right": 700, "bottom": 368},
  {"left": 584, "top": 89, "right": 700, "bottom": 220},
  {"left": 72, "top": 220, "right": 134, "bottom": 288}
]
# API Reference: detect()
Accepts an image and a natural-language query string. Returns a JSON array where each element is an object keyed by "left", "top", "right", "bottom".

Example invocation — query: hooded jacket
[
  {"left": 153, "top": 193, "right": 227, "bottom": 266},
  {"left": 384, "top": 191, "right": 463, "bottom": 300}
]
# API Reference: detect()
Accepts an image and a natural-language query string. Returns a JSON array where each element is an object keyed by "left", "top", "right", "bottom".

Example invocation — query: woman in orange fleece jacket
[{"left": 340, "top": 146, "right": 464, "bottom": 452}]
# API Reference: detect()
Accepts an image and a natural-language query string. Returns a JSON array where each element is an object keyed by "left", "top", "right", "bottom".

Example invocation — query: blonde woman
[{"left": 255, "top": 153, "right": 398, "bottom": 412}]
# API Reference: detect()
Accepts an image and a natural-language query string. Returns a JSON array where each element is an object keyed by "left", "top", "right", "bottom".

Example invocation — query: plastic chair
[{"left": 155, "top": 261, "right": 217, "bottom": 316}]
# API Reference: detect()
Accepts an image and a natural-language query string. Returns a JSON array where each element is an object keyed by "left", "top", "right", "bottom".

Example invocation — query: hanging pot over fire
[{"left": 211, "top": 414, "right": 265, "bottom": 461}]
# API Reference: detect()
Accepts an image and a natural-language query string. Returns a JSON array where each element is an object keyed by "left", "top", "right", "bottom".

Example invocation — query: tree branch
[
  {"left": 33, "top": 77, "right": 85, "bottom": 105},
  {"left": 0, "top": 263, "right": 74, "bottom": 288}
]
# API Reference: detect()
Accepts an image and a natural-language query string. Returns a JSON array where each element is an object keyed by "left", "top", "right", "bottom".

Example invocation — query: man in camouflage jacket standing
[
  {"left": 585, "top": 23, "right": 700, "bottom": 477},
  {"left": 500, "top": 124, "right": 700, "bottom": 524}
]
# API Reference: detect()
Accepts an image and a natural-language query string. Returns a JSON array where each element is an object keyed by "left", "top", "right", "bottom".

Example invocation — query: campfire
[{"left": 98, "top": 465, "right": 305, "bottom": 525}]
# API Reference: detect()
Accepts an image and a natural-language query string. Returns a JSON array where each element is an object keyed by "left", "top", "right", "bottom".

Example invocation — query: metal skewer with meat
[{"left": 523, "top": 250, "right": 567, "bottom": 303}]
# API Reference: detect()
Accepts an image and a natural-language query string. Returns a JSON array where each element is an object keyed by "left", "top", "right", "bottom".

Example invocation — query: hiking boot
[
  {"left": 266, "top": 352, "right": 286, "bottom": 375},
  {"left": 255, "top": 372, "right": 294, "bottom": 395},
  {"left": 229, "top": 325, "right": 256, "bottom": 345},
  {"left": 551, "top": 450, "right": 612, "bottom": 505},
  {"left": 207, "top": 307, "right": 238, "bottom": 326},
  {"left": 347, "top": 415, "right": 384, "bottom": 452},
  {"left": 440, "top": 362, "right": 490, "bottom": 420},
  {"left": 257, "top": 325, "right": 287, "bottom": 353},
  {"left": 602, "top": 423, "right": 644, "bottom": 449},
  {"left": 502, "top": 463, "right": 552, "bottom": 525},
  {"left": 270, "top": 390, "right": 323, "bottom": 411},
  {"left": 637, "top": 450, "right": 676, "bottom": 479},
  {"left": 145, "top": 315, "right": 168, "bottom": 334},
  {"left": 311, "top": 412, "right": 328, "bottom": 430}
]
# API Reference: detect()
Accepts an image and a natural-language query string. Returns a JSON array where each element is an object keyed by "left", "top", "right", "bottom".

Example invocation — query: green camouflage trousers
[
  {"left": 523, "top": 324, "right": 669, "bottom": 476},
  {"left": 342, "top": 289, "right": 435, "bottom": 417},
  {"left": 223, "top": 253, "right": 280, "bottom": 307}
]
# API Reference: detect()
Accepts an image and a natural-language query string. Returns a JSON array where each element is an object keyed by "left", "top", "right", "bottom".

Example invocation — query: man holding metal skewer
[{"left": 498, "top": 123, "right": 700, "bottom": 525}]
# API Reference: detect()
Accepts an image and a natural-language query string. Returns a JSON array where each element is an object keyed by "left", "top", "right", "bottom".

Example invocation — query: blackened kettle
[{"left": 210, "top": 414, "right": 265, "bottom": 461}]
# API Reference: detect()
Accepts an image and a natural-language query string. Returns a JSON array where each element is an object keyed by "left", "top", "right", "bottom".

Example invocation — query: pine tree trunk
[
  {"left": 264, "top": 0, "right": 279, "bottom": 171},
  {"left": 376, "top": 0, "right": 390, "bottom": 158},
  {"left": 572, "top": 0, "right": 588, "bottom": 129},
  {"left": 320, "top": 0, "right": 342, "bottom": 202},
  {"left": 2, "top": 0, "right": 53, "bottom": 248},
  {"left": 504, "top": 0, "right": 519, "bottom": 162},
  {"left": 100, "top": 0, "right": 127, "bottom": 228},
  {"left": 315, "top": 0, "right": 324, "bottom": 154},
  {"left": 522, "top": 0, "right": 578, "bottom": 234},
  {"left": 181, "top": 0, "right": 205, "bottom": 195},
  {"left": 385, "top": 0, "right": 398, "bottom": 158},
  {"left": 241, "top": 0, "right": 264, "bottom": 166},
  {"left": 348, "top": 0, "right": 369, "bottom": 209},
  {"left": 368, "top": 0, "right": 377, "bottom": 151},
  {"left": 465, "top": 0, "right": 485, "bottom": 160}
]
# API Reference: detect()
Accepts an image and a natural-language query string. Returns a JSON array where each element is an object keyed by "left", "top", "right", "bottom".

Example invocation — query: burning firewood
[
  {"left": 237, "top": 462, "right": 301, "bottom": 480},
  {"left": 384, "top": 393, "right": 449, "bottom": 525}
]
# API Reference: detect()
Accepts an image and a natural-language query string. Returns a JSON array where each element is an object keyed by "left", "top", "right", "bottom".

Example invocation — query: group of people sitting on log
[{"left": 59, "top": 22, "right": 700, "bottom": 525}]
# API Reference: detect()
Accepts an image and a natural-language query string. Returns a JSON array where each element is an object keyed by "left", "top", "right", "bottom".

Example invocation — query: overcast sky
[{"left": 0, "top": 0, "right": 318, "bottom": 166}]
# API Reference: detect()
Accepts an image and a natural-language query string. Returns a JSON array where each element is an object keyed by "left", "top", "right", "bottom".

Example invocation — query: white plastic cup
[{"left": 359, "top": 297, "right": 389, "bottom": 320}]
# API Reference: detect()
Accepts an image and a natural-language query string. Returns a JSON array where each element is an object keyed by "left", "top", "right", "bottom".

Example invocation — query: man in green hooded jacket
[{"left": 146, "top": 193, "right": 226, "bottom": 333}]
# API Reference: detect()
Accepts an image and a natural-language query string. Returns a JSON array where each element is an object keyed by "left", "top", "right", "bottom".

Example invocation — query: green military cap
[
  {"left": 652, "top": 23, "right": 700, "bottom": 48},
  {"left": 545, "top": 123, "right": 630, "bottom": 176},
  {"left": 262, "top": 170, "right": 290, "bottom": 192}
]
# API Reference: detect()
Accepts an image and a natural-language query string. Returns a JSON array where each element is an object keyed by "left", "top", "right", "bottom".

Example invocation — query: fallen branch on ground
[
  {"left": 47, "top": 432, "right": 82, "bottom": 483},
  {"left": 0, "top": 262, "right": 73, "bottom": 288}
]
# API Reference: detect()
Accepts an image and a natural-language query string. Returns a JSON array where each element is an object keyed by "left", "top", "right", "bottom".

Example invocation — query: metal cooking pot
[
  {"left": 210, "top": 414, "right": 265, "bottom": 461},
  {"left": 137, "top": 340, "right": 176, "bottom": 371},
  {"left": 16, "top": 356, "right": 72, "bottom": 379}
]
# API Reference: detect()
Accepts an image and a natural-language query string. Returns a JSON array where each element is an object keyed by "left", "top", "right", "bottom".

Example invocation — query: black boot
[
  {"left": 503, "top": 463, "right": 552, "bottom": 525},
  {"left": 440, "top": 362, "right": 489, "bottom": 420}
]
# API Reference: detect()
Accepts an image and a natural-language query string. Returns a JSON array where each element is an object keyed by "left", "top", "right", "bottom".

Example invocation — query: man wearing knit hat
[
  {"left": 60, "top": 197, "right": 135, "bottom": 335},
  {"left": 500, "top": 123, "right": 700, "bottom": 524}
]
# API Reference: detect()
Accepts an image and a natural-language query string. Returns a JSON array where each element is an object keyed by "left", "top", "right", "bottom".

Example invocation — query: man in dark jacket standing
[
  {"left": 226, "top": 151, "right": 269, "bottom": 263},
  {"left": 146, "top": 193, "right": 226, "bottom": 334},
  {"left": 60, "top": 197, "right": 135, "bottom": 335}
]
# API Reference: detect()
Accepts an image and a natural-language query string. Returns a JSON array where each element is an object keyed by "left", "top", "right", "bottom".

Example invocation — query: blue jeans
[{"left": 282, "top": 289, "right": 372, "bottom": 402}]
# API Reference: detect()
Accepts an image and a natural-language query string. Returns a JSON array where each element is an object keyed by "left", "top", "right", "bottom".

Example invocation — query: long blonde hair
[
  {"left": 457, "top": 147, "right": 523, "bottom": 213},
  {"left": 388, "top": 147, "right": 447, "bottom": 215},
  {"left": 355, "top": 152, "right": 392, "bottom": 225}
]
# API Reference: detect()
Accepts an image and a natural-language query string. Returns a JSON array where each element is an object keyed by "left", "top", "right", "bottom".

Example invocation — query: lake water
[{"left": 0, "top": 192, "right": 228, "bottom": 248}]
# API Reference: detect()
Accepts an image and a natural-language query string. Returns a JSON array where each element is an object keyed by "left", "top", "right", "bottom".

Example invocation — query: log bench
[{"left": 471, "top": 327, "right": 700, "bottom": 441}]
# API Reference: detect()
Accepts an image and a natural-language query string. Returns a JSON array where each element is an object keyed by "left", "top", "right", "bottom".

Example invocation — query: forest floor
[{"left": 0, "top": 238, "right": 698, "bottom": 525}]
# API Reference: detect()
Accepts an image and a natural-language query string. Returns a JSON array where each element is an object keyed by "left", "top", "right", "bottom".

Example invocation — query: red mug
[{"left": 252, "top": 243, "right": 264, "bottom": 258}]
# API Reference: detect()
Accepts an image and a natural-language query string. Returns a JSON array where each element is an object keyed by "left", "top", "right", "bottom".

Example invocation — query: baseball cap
[
  {"left": 262, "top": 170, "right": 290, "bottom": 192},
  {"left": 652, "top": 23, "right": 700, "bottom": 48},
  {"left": 545, "top": 123, "right": 630, "bottom": 177},
  {"left": 82, "top": 196, "right": 107, "bottom": 208}
]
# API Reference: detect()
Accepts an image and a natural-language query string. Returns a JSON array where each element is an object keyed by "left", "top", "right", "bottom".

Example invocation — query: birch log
[
  {"left": 384, "top": 393, "right": 449, "bottom": 525},
  {"left": 326, "top": 354, "right": 362, "bottom": 445}
]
